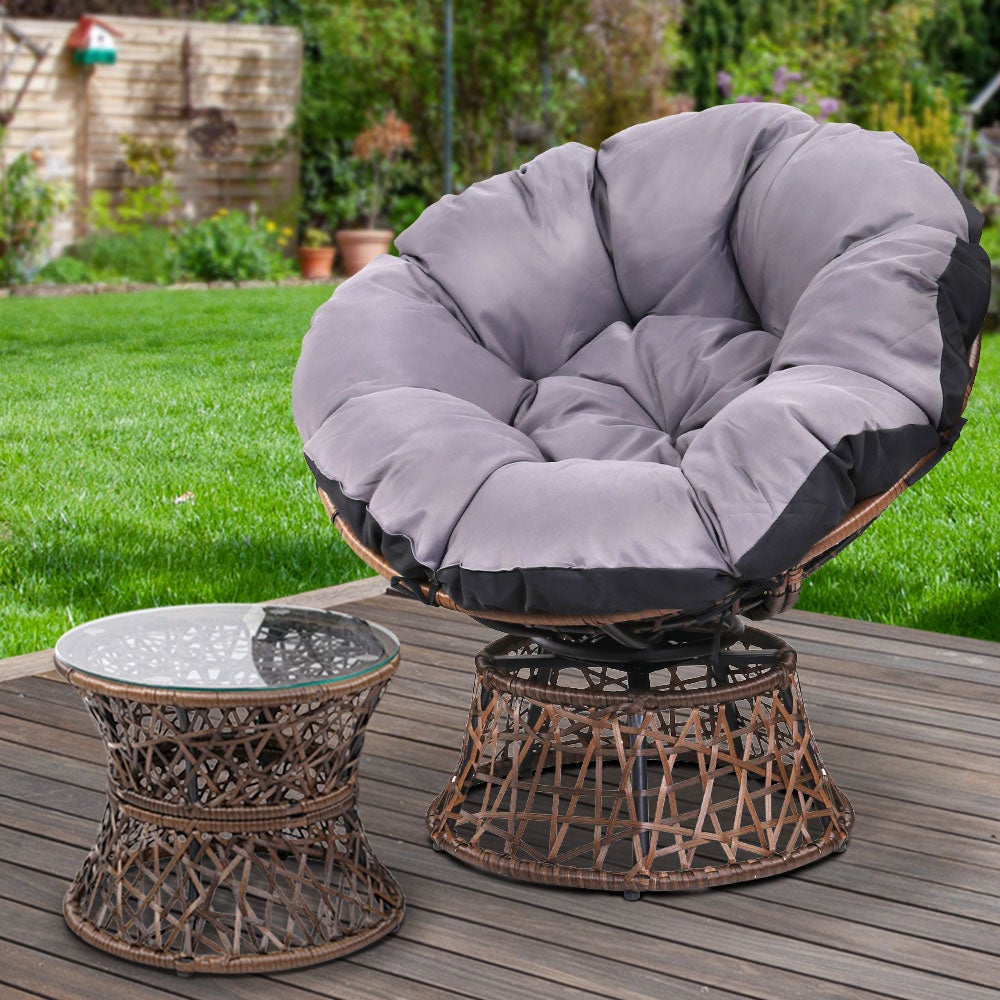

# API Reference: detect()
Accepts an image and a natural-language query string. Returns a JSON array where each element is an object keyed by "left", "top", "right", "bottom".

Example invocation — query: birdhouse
[{"left": 66, "top": 16, "right": 121, "bottom": 66}]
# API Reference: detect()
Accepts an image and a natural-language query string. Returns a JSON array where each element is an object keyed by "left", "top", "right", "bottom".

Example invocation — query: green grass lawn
[
  {"left": 797, "top": 334, "right": 1000, "bottom": 640},
  {"left": 0, "top": 287, "right": 364, "bottom": 659},
  {"left": 1, "top": 288, "right": 997, "bottom": 658}
]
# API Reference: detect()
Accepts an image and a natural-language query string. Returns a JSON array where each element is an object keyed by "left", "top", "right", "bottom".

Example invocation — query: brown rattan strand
[
  {"left": 55, "top": 652, "right": 399, "bottom": 707},
  {"left": 431, "top": 823, "right": 850, "bottom": 894},
  {"left": 317, "top": 331, "right": 981, "bottom": 629},
  {"left": 64, "top": 901, "right": 404, "bottom": 976},
  {"left": 59, "top": 642, "right": 405, "bottom": 973},
  {"left": 427, "top": 630, "right": 854, "bottom": 894},
  {"left": 475, "top": 625, "right": 795, "bottom": 710},
  {"left": 111, "top": 781, "right": 357, "bottom": 832}
]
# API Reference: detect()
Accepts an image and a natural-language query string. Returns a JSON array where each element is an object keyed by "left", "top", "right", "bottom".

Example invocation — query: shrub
[
  {"left": 172, "top": 210, "right": 294, "bottom": 282},
  {"left": 87, "top": 136, "right": 180, "bottom": 234},
  {"left": 1, "top": 145, "right": 72, "bottom": 285},
  {"left": 874, "top": 84, "right": 958, "bottom": 180},
  {"left": 34, "top": 255, "right": 97, "bottom": 285},
  {"left": 302, "top": 226, "right": 331, "bottom": 247},
  {"left": 69, "top": 227, "right": 175, "bottom": 284}
]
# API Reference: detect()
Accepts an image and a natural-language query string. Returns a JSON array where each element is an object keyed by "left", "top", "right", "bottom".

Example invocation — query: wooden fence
[{"left": 1, "top": 15, "right": 302, "bottom": 254}]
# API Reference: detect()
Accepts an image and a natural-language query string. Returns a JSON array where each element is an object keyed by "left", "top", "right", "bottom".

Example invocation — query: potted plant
[
  {"left": 335, "top": 111, "right": 414, "bottom": 277},
  {"left": 298, "top": 227, "right": 335, "bottom": 279}
]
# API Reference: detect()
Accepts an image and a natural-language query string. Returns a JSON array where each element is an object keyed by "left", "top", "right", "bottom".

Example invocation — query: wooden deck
[{"left": 1, "top": 578, "right": 999, "bottom": 1000}]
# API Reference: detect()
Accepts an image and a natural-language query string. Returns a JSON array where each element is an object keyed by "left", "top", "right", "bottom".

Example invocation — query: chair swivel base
[{"left": 427, "top": 623, "right": 853, "bottom": 896}]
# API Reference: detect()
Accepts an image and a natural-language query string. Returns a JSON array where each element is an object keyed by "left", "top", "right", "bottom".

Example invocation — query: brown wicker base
[
  {"left": 64, "top": 801, "right": 403, "bottom": 974},
  {"left": 59, "top": 635, "right": 404, "bottom": 974},
  {"left": 427, "top": 624, "right": 853, "bottom": 895}
]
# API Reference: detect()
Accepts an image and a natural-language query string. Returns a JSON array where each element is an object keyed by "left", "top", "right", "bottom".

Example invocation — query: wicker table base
[
  {"left": 428, "top": 623, "right": 853, "bottom": 896},
  {"left": 56, "top": 606, "right": 404, "bottom": 974}
]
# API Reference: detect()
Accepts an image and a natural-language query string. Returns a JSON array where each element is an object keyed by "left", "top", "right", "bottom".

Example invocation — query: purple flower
[
  {"left": 735, "top": 94, "right": 762, "bottom": 103},
  {"left": 772, "top": 66, "right": 803, "bottom": 97},
  {"left": 816, "top": 96, "right": 840, "bottom": 122},
  {"left": 717, "top": 70, "right": 732, "bottom": 98}
]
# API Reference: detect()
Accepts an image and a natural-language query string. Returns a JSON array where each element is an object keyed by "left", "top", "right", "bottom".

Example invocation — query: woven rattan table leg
[
  {"left": 64, "top": 798, "right": 403, "bottom": 974},
  {"left": 427, "top": 626, "right": 854, "bottom": 893}
]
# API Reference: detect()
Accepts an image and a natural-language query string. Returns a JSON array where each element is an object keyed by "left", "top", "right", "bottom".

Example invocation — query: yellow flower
[
  {"left": 214, "top": 207, "right": 229, "bottom": 218},
  {"left": 277, "top": 237, "right": 288, "bottom": 247},
  {"left": 281, "top": 226, "right": 293, "bottom": 237},
  {"left": 265, "top": 220, "right": 276, "bottom": 233}
]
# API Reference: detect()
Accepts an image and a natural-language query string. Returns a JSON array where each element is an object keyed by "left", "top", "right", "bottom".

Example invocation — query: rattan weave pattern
[
  {"left": 427, "top": 626, "right": 853, "bottom": 893},
  {"left": 73, "top": 685, "right": 382, "bottom": 822},
  {"left": 65, "top": 804, "right": 402, "bottom": 974},
  {"left": 57, "top": 613, "right": 404, "bottom": 974}
]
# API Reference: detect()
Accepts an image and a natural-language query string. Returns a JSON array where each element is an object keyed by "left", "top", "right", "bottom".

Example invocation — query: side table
[{"left": 54, "top": 603, "right": 403, "bottom": 974}]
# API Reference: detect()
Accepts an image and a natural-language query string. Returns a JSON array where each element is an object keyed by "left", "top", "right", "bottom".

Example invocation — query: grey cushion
[{"left": 293, "top": 103, "right": 990, "bottom": 616}]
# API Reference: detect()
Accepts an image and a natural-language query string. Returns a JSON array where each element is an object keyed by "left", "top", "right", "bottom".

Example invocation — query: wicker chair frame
[
  {"left": 313, "top": 331, "right": 979, "bottom": 894},
  {"left": 427, "top": 626, "right": 853, "bottom": 894}
]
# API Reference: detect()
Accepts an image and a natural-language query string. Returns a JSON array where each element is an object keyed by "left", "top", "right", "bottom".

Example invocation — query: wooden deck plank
[
  {"left": 1, "top": 592, "right": 999, "bottom": 999},
  {"left": 4, "top": 667, "right": 1000, "bottom": 861},
  {"left": 0, "top": 882, "right": 473, "bottom": 1000},
  {"left": 777, "top": 608, "right": 1000, "bottom": 659},
  {"left": 0, "top": 803, "right": 704, "bottom": 1000}
]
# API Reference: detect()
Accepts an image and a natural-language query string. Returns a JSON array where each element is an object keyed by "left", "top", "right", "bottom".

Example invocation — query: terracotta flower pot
[
  {"left": 336, "top": 229, "right": 393, "bottom": 277},
  {"left": 298, "top": 246, "right": 335, "bottom": 279}
]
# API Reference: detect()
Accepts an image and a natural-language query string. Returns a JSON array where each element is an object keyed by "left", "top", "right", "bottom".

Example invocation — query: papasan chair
[{"left": 293, "top": 103, "right": 990, "bottom": 897}]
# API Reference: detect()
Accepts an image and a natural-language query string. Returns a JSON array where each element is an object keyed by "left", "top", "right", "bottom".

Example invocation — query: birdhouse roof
[{"left": 66, "top": 16, "right": 122, "bottom": 49}]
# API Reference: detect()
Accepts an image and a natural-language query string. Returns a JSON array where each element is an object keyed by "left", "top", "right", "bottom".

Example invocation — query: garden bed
[{"left": 1, "top": 276, "right": 339, "bottom": 299}]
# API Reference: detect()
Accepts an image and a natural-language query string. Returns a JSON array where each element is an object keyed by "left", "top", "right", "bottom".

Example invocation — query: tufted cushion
[{"left": 292, "top": 103, "right": 990, "bottom": 617}]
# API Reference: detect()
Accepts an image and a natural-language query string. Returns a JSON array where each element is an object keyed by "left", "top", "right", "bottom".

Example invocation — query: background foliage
[
  {"left": 9, "top": 1, "right": 1000, "bottom": 230},
  {"left": 213, "top": 0, "right": 996, "bottom": 227}
]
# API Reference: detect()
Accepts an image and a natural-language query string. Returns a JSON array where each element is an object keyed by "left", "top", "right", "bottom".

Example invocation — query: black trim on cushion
[
  {"left": 735, "top": 423, "right": 940, "bottom": 582},
  {"left": 957, "top": 191, "right": 985, "bottom": 245},
  {"left": 938, "top": 169, "right": 984, "bottom": 243},
  {"left": 936, "top": 238, "right": 991, "bottom": 432},
  {"left": 308, "top": 423, "right": 943, "bottom": 617},
  {"left": 903, "top": 418, "right": 965, "bottom": 489},
  {"left": 305, "top": 454, "right": 736, "bottom": 616},
  {"left": 305, "top": 455, "right": 431, "bottom": 583},
  {"left": 434, "top": 563, "right": 736, "bottom": 617}
]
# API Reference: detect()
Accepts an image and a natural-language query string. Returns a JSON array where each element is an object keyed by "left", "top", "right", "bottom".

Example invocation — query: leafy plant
[
  {"left": 388, "top": 192, "right": 429, "bottom": 238},
  {"left": 875, "top": 84, "right": 958, "bottom": 180},
  {"left": 69, "top": 227, "right": 175, "bottom": 284},
  {"left": 302, "top": 226, "right": 331, "bottom": 247},
  {"left": 188, "top": 0, "right": 990, "bottom": 227},
  {"left": 172, "top": 209, "right": 294, "bottom": 282},
  {"left": 0, "top": 141, "right": 72, "bottom": 285},
  {"left": 683, "top": 0, "right": 969, "bottom": 156},
  {"left": 578, "top": 0, "right": 687, "bottom": 147},
  {"left": 87, "top": 135, "right": 180, "bottom": 234},
  {"left": 714, "top": 36, "right": 845, "bottom": 121},
  {"left": 34, "top": 255, "right": 97, "bottom": 285},
  {"left": 340, "top": 111, "right": 414, "bottom": 229}
]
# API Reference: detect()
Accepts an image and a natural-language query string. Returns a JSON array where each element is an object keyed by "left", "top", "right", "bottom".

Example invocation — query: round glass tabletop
[{"left": 54, "top": 604, "right": 399, "bottom": 691}]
